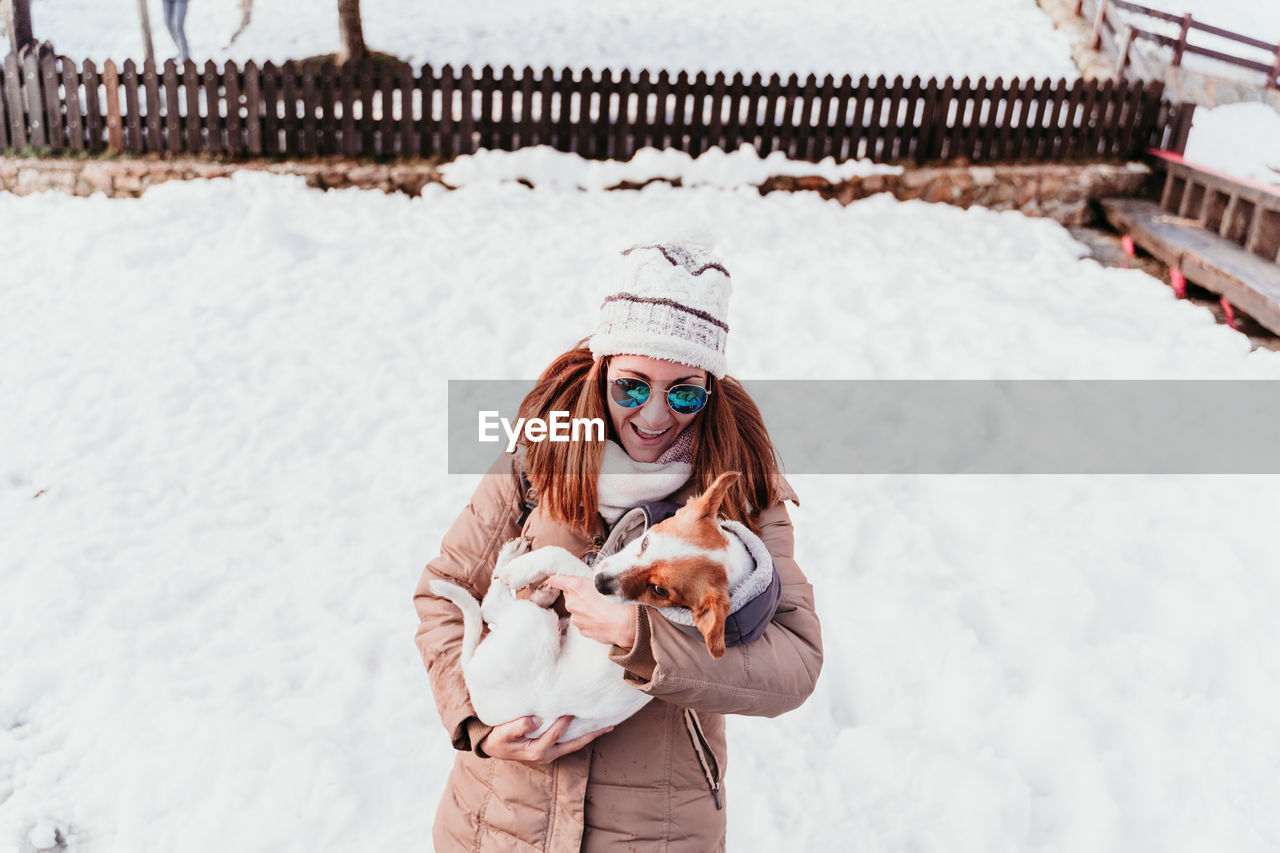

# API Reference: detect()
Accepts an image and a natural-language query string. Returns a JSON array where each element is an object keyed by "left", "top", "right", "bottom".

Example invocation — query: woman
[{"left": 412, "top": 241, "right": 823, "bottom": 851}]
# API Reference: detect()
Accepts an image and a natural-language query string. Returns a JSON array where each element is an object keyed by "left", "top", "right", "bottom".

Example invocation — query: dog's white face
[{"left": 592, "top": 471, "right": 742, "bottom": 658}]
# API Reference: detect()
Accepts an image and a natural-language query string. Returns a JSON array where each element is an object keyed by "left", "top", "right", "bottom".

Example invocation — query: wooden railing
[
  {"left": 0, "top": 53, "right": 1188, "bottom": 163},
  {"left": 1101, "top": 151, "right": 1280, "bottom": 335},
  {"left": 1075, "top": 0, "right": 1280, "bottom": 87},
  {"left": 1153, "top": 151, "right": 1280, "bottom": 263}
]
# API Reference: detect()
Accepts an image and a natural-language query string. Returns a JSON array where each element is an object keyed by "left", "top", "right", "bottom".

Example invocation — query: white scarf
[{"left": 595, "top": 429, "right": 694, "bottom": 524}]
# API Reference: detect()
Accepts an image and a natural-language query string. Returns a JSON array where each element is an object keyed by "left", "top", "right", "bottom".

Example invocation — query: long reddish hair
[{"left": 516, "top": 339, "right": 783, "bottom": 535}]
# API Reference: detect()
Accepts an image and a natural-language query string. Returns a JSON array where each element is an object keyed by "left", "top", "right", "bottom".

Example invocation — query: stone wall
[
  {"left": 0, "top": 156, "right": 443, "bottom": 199},
  {"left": 762, "top": 162, "right": 1153, "bottom": 225},
  {"left": 0, "top": 154, "right": 1154, "bottom": 227},
  {"left": 1141, "top": 63, "right": 1280, "bottom": 112}
]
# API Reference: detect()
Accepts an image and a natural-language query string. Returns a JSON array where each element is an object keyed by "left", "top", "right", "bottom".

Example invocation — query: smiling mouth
[{"left": 632, "top": 424, "right": 670, "bottom": 439}]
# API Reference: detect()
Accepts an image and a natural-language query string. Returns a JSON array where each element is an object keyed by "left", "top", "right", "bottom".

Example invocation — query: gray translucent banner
[{"left": 448, "top": 380, "right": 1280, "bottom": 474}]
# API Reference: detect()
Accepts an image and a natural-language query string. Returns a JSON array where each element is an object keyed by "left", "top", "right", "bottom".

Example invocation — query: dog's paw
[
  {"left": 495, "top": 536, "right": 532, "bottom": 568},
  {"left": 521, "top": 581, "right": 562, "bottom": 609}
]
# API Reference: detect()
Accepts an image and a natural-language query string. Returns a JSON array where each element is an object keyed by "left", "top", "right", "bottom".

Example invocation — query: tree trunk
[
  {"left": 136, "top": 0, "right": 155, "bottom": 63},
  {"left": 5, "top": 0, "right": 36, "bottom": 54},
  {"left": 226, "top": 0, "right": 254, "bottom": 48},
  {"left": 337, "top": 0, "right": 366, "bottom": 64}
]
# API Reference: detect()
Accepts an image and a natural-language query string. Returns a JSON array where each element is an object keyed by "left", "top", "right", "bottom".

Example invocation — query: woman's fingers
[
  {"left": 542, "top": 574, "right": 590, "bottom": 597},
  {"left": 480, "top": 714, "right": 615, "bottom": 763},
  {"left": 539, "top": 714, "right": 574, "bottom": 743},
  {"left": 524, "top": 715, "right": 614, "bottom": 763},
  {"left": 521, "top": 715, "right": 574, "bottom": 762},
  {"left": 543, "top": 724, "right": 614, "bottom": 762},
  {"left": 478, "top": 715, "right": 539, "bottom": 758},
  {"left": 498, "top": 715, "right": 539, "bottom": 738}
]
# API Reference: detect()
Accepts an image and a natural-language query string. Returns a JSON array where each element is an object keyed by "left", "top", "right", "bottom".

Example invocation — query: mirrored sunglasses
[{"left": 609, "top": 377, "right": 711, "bottom": 415}]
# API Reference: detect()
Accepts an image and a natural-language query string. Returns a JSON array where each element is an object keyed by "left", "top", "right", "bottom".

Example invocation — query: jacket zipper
[{"left": 682, "top": 709, "right": 722, "bottom": 810}]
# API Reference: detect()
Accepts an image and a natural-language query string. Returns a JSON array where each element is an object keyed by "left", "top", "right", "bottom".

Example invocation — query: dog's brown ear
[
  {"left": 689, "top": 471, "right": 741, "bottom": 521},
  {"left": 692, "top": 589, "right": 731, "bottom": 659}
]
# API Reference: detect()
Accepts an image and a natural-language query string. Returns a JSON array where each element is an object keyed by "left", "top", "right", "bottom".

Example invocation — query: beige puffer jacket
[{"left": 412, "top": 452, "right": 823, "bottom": 852}]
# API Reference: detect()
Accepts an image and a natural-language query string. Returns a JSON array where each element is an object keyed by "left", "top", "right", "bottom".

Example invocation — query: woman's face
[{"left": 605, "top": 355, "right": 709, "bottom": 463}]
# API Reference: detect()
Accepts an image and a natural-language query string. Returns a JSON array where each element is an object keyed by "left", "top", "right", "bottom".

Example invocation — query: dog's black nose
[{"left": 594, "top": 574, "right": 615, "bottom": 595}]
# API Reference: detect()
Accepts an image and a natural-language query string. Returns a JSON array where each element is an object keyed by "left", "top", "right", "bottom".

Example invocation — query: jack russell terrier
[{"left": 430, "top": 472, "right": 775, "bottom": 742}]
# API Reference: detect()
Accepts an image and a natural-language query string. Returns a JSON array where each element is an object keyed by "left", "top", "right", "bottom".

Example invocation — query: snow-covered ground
[
  {"left": 31, "top": 0, "right": 1080, "bottom": 81},
  {"left": 4, "top": 173, "right": 1280, "bottom": 853},
  {"left": 4, "top": 1, "right": 1280, "bottom": 851},
  {"left": 438, "top": 144, "right": 903, "bottom": 190},
  {"left": 1182, "top": 102, "right": 1280, "bottom": 186}
]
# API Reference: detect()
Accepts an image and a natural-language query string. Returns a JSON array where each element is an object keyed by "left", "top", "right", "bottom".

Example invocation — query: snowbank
[
  {"left": 1182, "top": 102, "right": 1280, "bottom": 186},
  {"left": 3, "top": 174, "right": 1280, "bottom": 852},
  {"left": 438, "top": 144, "right": 903, "bottom": 190},
  {"left": 31, "top": 0, "right": 1079, "bottom": 81}
]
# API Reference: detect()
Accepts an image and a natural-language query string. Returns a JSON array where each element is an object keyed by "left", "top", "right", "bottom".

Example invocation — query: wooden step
[{"left": 1100, "top": 196, "right": 1280, "bottom": 335}]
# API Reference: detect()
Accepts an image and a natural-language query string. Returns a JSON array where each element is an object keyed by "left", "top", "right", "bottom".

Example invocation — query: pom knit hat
[{"left": 588, "top": 242, "right": 732, "bottom": 379}]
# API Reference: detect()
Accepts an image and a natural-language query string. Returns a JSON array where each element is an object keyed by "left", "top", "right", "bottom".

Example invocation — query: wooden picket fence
[{"left": 0, "top": 53, "right": 1189, "bottom": 163}]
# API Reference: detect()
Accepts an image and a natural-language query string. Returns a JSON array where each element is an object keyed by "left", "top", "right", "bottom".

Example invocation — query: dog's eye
[{"left": 649, "top": 583, "right": 669, "bottom": 599}]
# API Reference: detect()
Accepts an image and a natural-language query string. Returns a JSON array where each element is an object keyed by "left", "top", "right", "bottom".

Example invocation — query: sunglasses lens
[
  {"left": 610, "top": 377, "right": 651, "bottom": 408},
  {"left": 667, "top": 385, "right": 708, "bottom": 414}
]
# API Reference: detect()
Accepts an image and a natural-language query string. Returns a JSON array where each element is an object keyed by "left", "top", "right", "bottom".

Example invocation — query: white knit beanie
[{"left": 588, "top": 242, "right": 732, "bottom": 379}]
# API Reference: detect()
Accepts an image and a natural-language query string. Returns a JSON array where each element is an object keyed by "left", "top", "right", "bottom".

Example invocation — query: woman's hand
[
  {"left": 478, "top": 715, "right": 612, "bottom": 763},
  {"left": 543, "top": 574, "right": 637, "bottom": 650}
]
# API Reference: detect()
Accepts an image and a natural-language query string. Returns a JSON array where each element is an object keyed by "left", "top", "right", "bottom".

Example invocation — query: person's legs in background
[{"left": 163, "top": 0, "right": 191, "bottom": 63}]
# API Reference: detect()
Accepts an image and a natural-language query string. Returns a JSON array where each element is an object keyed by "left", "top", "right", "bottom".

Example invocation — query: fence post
[
  {"left": 1090, "top": 0, "right": 1110, "bottom": 50},
  {"left": 21, "top": 51, "right": 44, "bottom": 149},
  {"left": 3, "top": 53, "right": 27, "bottom": 148},
  {"left": 1115, "top": 26, "right": 1139, "bottom": 77},
  {"left": 1171, "top": 102, "right": 1194, "bottom": 154},
  {"left": 103, "top": 59, "right": 123, "bottom": 152},
  {"left": 1171, "top": 13, "right": 1192, "bottom": 67},
  {"left": 40, "top": 53, "right": 64, "bottom": 152}
]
